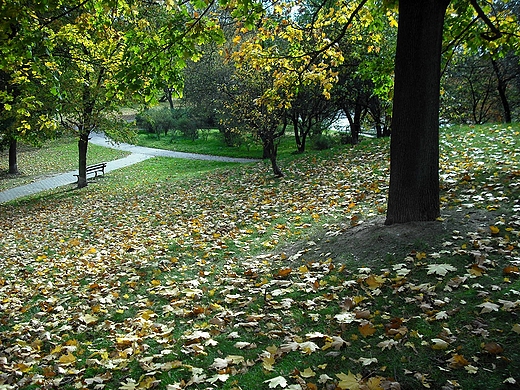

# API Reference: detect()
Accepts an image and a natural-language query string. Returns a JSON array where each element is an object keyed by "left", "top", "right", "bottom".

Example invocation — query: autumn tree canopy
[{"left": 1, "top": 0, "right": 519, "bottom": 219}]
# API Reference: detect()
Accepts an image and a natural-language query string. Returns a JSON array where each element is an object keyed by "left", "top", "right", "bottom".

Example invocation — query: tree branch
[
  {"left": 468, "top": 0, "right": 502, "bottom": 41},
  {"left": 40, "top": 0, "right": 92, "bottom": 28}
]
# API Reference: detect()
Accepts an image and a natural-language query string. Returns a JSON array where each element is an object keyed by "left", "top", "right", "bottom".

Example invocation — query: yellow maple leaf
[
  {"left": 469, "top": 264, "right": 486, "bottom": 276},
  {"left": 358, "top": 322, "right": 377, "bottom": 337},
  {"left": 366, "top": 376, "right": 383, "bottom": 390},
  {"left": 300, "top": 367, "right": 316, "bottom": 378},
  {"left": 138, "top": 376, "right": 158, "bottom": 389},
  {"left": 416, "top": 252, "right": 427, "bottom": 260},
  {"left": 336, "top": 371, "right": 361, "bottom": 390},
  {"left": 58, "top": 352, "right": 76, "bottom": 365},
  {"left": 365, "top": 275, "right": 385, "bottom": 289},
  {"left": 262, "top": 354, "right": 276, "bottom": 371},
  {"left": 15, "top": 363, "right": 32, "bottom": 373},
  {"left": 490, "top": 225, "right": 500, "bottom": 234},
  {"left": 448, "top": 354, "right": 469, "bottom": 368}
]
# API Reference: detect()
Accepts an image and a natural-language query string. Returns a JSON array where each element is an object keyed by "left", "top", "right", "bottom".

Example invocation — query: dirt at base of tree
[{"left": 281, "top": 208, "right": 503, "bottom": 266}]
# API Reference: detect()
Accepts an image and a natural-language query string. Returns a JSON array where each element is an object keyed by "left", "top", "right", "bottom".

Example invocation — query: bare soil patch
[{"left": 282, "top": 209, "right": 501, "bottom": 266}]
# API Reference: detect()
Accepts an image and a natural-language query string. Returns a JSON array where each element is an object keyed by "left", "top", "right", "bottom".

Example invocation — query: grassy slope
[{"left": 0, "top": 124, "right": 519, "bottom": 390}]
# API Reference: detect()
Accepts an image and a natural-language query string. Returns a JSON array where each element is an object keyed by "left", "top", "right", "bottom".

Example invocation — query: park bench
[{"left": 74, "top": 162, "right": 107, "bottom": 180}]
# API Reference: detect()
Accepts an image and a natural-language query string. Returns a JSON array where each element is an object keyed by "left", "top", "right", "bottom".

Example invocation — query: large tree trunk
[
  {"left": 8, "top": 137, "right": 18, "bottom": 175},
  {"left": 77, "top": 130, "right": 89, "bottom": 189},
  {"left": 385, "top": 0, "right": 450, "bottom": 225}
]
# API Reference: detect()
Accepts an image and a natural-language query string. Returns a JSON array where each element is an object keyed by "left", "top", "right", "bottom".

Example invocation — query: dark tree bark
[
  {"left": 343, "top": 106, "right": 362, "bottom": 145},
  {"left": 77, "top": 130, "right": 89, "bottom": 188},
  {"left": 261, "top": 133, "right": 283, "bottom": 177},
  {"left": 491, "top": 59, "right": 512, "bottom": 123},
  {"left": 385, "top": 0, "right": 450, "bottom": 225},
  {"left": 8, "top": 137, "right": 18, "bottom": 175}
]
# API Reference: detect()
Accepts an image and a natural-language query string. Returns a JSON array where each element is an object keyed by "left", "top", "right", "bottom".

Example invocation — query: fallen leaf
[
  {"left": 512, "top": 324, "right": 520, "bottom": 334},
  {"left": 58, "top": 352, "right": 76, "bottom": 365},
  {"left": 482, "top": 342, "right": 503, "bottom": 354},
  {"left": 300, "top": 367, "right": 316, "bottom": 378},
  {"left": 336, "top": 371, "right": 361, "bottom": 390},
  {"left": 358, "top": 322, "right": 377, "bottom": 337},
  {"left": 275, "top": 268, "right": 292, "bottom": 278},
  {"left": 448, "top": 354, "right": 469, "bottom": 368},
  {"left": 477, "top": 301, "right": 500, "bottom": 314},
  {"left": 431, "top": 338, "right": 449, "bottom": 350},
  {"left": 427, "top": 264, "right": 457, "bottom": 276},
  {"left": 264, "top": 376, "right": 288, "bottom": 388}
]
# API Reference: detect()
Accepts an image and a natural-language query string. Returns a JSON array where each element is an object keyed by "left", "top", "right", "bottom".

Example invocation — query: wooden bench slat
[{"left": 74, "top": 162, "right": 107, "bottom": 180}]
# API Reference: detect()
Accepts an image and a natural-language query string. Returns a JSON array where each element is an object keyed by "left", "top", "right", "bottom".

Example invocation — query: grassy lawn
[
  {"left": 0, "top": 136, "right": 131, "bottom": 192},
  {"left": 0, "top": 123, "right": 519, "bottom": 389},
  {"left": 133, "top": 128, "right": 329, "bottom": 160}
]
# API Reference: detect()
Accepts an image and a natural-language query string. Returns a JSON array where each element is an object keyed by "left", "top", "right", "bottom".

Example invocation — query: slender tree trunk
[
  {"left": 351, "top": 102, "right": 362, "bottom": 145},
  {"left": 491, "top": 59, "right": 512, "bottom": 123},
  {"left": 77, "top": 130, "right": 89, "bottom": 189},
  {"left": 164, "top": 88, "right": 175, "bottom": 110},
  {"left": 269, "top": 142, "right": 283, "bottom": 178},
  {"left": 385, "top": 0, "right": 450, "bottom": 225},
  {"left": 293, "top": 115, "right": 304, "bottom": 153},
  {"left": 375, "top": 123, "right": 383, "bottom": 138},
  {"left": 8, "top": 137, "right": 18, "bottom": 175}
]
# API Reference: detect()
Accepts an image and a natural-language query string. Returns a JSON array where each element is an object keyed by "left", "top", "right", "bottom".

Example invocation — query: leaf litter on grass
[{"left": 0, "top": 124, "right": 519, "bottom": 389}]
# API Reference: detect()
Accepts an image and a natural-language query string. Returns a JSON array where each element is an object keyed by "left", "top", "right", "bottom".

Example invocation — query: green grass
[
  {"left": 0, "top": 123, "right": 519, "bottom": 389},
  {"left": 133, "top": 127, "right": 332, "bottom": 160},
  {"left": 0, "top": 136, "right": 130, "bottom": 191}
]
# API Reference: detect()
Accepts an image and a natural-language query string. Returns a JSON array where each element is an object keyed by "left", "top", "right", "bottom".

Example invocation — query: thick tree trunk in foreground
[
  {"left": 8, "top": 138, "right": 18, "bottom": 175},
  {"left": 385, "top": 0, "right": 450, "bottom": 225},
  {"left": 77, "top": 131, "right": 89, "bottom": 189}
]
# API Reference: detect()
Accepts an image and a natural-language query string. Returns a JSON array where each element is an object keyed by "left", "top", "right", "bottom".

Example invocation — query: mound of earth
[{"left": 281, "top": 209, "right": 501, "bottom": 266}]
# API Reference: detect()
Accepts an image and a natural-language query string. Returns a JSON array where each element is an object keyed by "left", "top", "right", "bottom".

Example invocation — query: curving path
[{"left": 0, "top": 133, "right": 259, "bottom": 204}]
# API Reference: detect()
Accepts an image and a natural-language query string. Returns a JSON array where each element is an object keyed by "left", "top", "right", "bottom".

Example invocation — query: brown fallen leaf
[
  {"left": 275, "top": 268, "right": 292, "bottom": 278},
  {"left": 448, "top": 354, "right": 470, "bottom": 368},
  {"left": 358, "top": 322, "right": 377, "bottom": 337},
  {"left": 482, "top": 342, "right": 503, "bottom": 355}
]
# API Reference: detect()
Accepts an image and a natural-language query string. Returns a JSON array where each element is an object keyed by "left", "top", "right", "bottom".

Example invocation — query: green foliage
[
  {"left": 311, "top": 133, "right": 337, "bottom": 150},
  {"left": 136, "top": 108, "right": 177, "bottom": 138},
  {"left": 136, "top": 107, "right": 200, "bottom": 141}
]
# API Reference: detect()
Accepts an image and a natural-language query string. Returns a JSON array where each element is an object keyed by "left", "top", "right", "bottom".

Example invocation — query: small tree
[
  {"left": 220, "top": 66, "right": 287, "bottom": 176},
  {"left": 289, "top": 83, "right": 337, "bottom": 153},
  {"left": 51, "top": 4, "right": 138, "bottom": 188}
]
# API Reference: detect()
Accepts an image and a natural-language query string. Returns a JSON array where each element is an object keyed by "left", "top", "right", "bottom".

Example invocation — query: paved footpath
[{"left": 0, "top": 133, "right": 258, "bottom": 204}]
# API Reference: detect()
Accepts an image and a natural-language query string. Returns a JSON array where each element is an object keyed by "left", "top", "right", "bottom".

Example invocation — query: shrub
[
  {"left": 311, "top": 134, "right": 335, "bottom": 150},
  {"left": 340, "top": 132, "right": 354, "bottom": 145},
  {"left": 175, "top": 117, "right": 198, "bottom": 141},
  {"left": 136, "top": 108, "right": 201, "bottom": 140}
]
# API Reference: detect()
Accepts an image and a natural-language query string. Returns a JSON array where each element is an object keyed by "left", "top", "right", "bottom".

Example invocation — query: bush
[
  {"left": 340, "top": 132, "right": 354, "bottom": 145},
  {"left": 136, "top": 108, "right": 199, "bottom": 140},
  {"left": 175, "top": 117, "right": 198, "bottom": 141},
  {"left": 311, "top": 134, "right": 335, "bottom": 150},
  {"left": 136, "top": 108, "right": 176, "bottom": 139}
]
